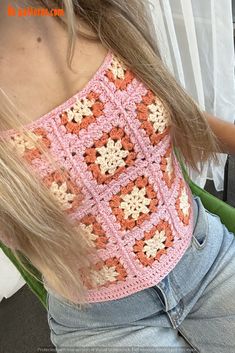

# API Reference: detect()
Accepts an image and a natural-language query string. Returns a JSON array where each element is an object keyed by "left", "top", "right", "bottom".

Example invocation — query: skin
[
  {"left": 0, "top": 0, "right": 108, "bottom": 125},
  {"left": 204, "top": 112, "right": 235, "bottom": 155},
  {"left": 0, "top": 0, "right": 234, "bottom": 155}
]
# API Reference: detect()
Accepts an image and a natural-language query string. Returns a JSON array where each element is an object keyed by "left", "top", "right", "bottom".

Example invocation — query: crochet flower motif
[
  {"left": 67, "top": 97, "right": 94, "bottom": 124},
  {"left": 160, "top": 147, "right": 175, "bottom": 188},
  {"left": 60, "top": 91, "right": 104, "bottom": 135},
  {"left": 91, "top": 265, "right": 119, "bottom": 287},
  {"left": 43, "top": 168, "right": 84, "bottom": 214},
  {"left": 144, "top": 230, "right": 166, "bottom": 256},
  {"left": 82, "top": 257, "right": 128, "bottom": 290},
  {"left": 120, "top": 186, "right": 151, "bottom": 220},
  {"left": 79, "top": 214, "right": 108, "bottom": 250},
  {"left": 176, "top": 180, "right": 191, "bottom": 225},
  {"left": 84, "top": 127, "right": 137, "bottom": 184},
  {"left": 9, "top": 128, "right": 51, "bottom": 163},
  {"left": 133, "top": 220, "right": 174, "bottom": 266},
  {"left": 110, "top": 176, "right": 158, "bottom": 231},
  {"left": 148, "top": 103, "right": 168, "bottom": 133},
  {"left": 136, "top": 89, "right": 170, "bottom": 145},
  {"left": 110, "top": 57, "right": 126, "bottom": 80},
  {"left": 106, "top": 55, "right": 135, "bottom": 90},
  {"left": 79, "top": 223, "right": 98, "bottom": 248},
  {"left": 96, "top": 138, "right": 129, "bottom": 174},
  {"left": 50, "top": 181, "right": 75, "bottom": 210}
]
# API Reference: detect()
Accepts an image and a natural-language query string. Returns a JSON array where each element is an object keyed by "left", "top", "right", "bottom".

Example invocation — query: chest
[{"left": 0, "top": 17, "right": 107, "bottom": 127}]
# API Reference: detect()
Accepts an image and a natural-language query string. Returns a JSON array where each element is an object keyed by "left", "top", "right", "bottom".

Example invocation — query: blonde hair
[{"left": 0, "top": 0, "right": 221, "bottom": 307}]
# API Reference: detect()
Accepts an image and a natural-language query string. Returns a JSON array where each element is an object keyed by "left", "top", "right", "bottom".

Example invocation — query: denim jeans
[{"left": 46, "top": 195, "right": 235, "bottom": 353}]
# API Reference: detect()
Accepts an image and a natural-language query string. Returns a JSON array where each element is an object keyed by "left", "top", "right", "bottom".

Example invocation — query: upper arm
[{"left": 204, "top": 111, "right": 235, "bottom": 155}]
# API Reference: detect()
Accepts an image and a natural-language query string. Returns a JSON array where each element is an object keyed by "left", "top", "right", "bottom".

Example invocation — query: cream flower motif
[
  {"left": 180, "top": 187, "right": 190, "bottom": 216},
  {"left": 10, "top": 131, "right": 42, "bottom": 155},
  {"left": 90, "top": 265, "right": 118, "bottom": 286},
  {"left": 95, "top": 138, "right": 129, "bottom": 175},
  {"left": 50, "top": 181, "right": 75, "bottom": 210},
  {"left": 110, "top": 57, "right": 126, "bottom": 79},
  {"left": 66, "top": 97, "right": 94, "bottom": 124},
  {"left": 148, "top": 99, "right": 169, "bottom": 133},
  {"left": 143, "top": 230, "right": 166, "bottom": 258},
  {"left": 79, "top": 223, "right": 98, "bottom": 248},
  {"left": 165, "top": 155, "right": 174, "bottom": 177},
  {"left": 120, "top": 186, "right": 151, "bottom": 220}
]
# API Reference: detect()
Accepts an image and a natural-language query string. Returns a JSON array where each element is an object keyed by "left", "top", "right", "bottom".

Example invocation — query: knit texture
[{"left": 0, "top": 49, "right": 194, "bottom": 303}]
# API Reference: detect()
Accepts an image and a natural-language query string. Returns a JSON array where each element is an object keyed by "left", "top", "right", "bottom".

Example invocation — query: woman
[{"left": 0, "top": 0, "right": 235, "bottom": 352}]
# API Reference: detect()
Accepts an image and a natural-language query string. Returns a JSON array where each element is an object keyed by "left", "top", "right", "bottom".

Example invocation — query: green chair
[{"left": 1, "top": 155, "right": 235, "bottom": 311}]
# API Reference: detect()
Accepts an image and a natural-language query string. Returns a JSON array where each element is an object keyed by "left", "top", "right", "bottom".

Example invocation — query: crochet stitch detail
[{"left": 0, "top": 50, "right": 194, "bottom": 303}]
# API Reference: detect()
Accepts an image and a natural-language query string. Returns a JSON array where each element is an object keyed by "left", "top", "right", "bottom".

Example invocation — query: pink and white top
[{"left": 0, "top": 49, "right": 194, "bottom": 303}]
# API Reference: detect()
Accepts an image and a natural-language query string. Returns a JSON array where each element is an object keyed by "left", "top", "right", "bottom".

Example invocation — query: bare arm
[{"left": 204, "top": 111, "right": 235, "bottom": 155}]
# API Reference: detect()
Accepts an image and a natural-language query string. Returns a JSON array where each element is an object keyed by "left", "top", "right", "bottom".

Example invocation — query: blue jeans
[{"left": 46, "top": 195, "right": 235, "bottom": 353}]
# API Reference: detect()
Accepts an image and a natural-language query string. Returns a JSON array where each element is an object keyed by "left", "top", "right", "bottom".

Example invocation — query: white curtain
[{"left": 150, "top": 0, "right": 235, "bottom": 191}]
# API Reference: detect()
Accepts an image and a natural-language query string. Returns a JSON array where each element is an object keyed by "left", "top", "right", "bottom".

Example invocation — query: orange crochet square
[
  {"left": 8, "top": 127, "right": 51, "bottom": 163},
  {"left": 109, "top": 175, "right": 159, "bottom": 231},
  {"left": 105, "top": 55, "right": 135, "bottom": 90},
  {"left": 136, "top": 89, "right": 170, "bottom": 146},
  {"left": 84, "top": 126, "right": 137, "bottom": 185},
  {"left": 42, "top": 167, "right": 84, "bottom": 215},
  {"left": 160, "top": 146, "right": 176, "bottom": 189},
  {"left": 175, "top": 180, "right": 191, "bottom": 225},
  {"left": 59, "top": 91, "right": 104, "bottom": 135},
  {"left": 81, "top": 256, "right": 128, "bottom": 290},
  {"left": 79, "top": 214, "right": 109, "bottom": 250},
  {"left": 133, "top": 220, "right": 174, "bottom": 267}
]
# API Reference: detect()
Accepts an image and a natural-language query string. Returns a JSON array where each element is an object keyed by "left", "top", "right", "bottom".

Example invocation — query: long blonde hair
[{"left": 0, "top": 0, "right": 221, "bottom": 307}]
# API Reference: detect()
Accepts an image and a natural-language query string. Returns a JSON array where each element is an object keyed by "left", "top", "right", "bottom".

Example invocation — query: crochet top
[{"left": 0, "top": 49, "right": 194, "bottom": 303}]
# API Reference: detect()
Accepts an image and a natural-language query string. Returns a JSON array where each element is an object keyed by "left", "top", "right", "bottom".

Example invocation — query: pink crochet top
[{"left": 0, "top": 49, "right": 194, "bottom": 303}]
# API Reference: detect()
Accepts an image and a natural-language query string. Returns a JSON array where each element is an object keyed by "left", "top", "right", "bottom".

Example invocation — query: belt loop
[{"left": 155, "top": 281, "right": 169, "bottom": 312}]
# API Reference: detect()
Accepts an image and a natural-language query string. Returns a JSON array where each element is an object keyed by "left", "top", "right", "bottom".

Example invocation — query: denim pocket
[
  {"left": 191, "top": 196, "right": 209, "bottom": 251},
  {"left": 192, "top": 230, "right": 208, "bottom": 250},
  {"left": 192, "top": 213, "right": 209, "bottom": 250}
]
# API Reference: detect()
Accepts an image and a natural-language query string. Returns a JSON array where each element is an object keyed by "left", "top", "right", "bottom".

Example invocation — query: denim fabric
[{"left": 46, "top": 195, "right": 235, "bottom": 353}]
